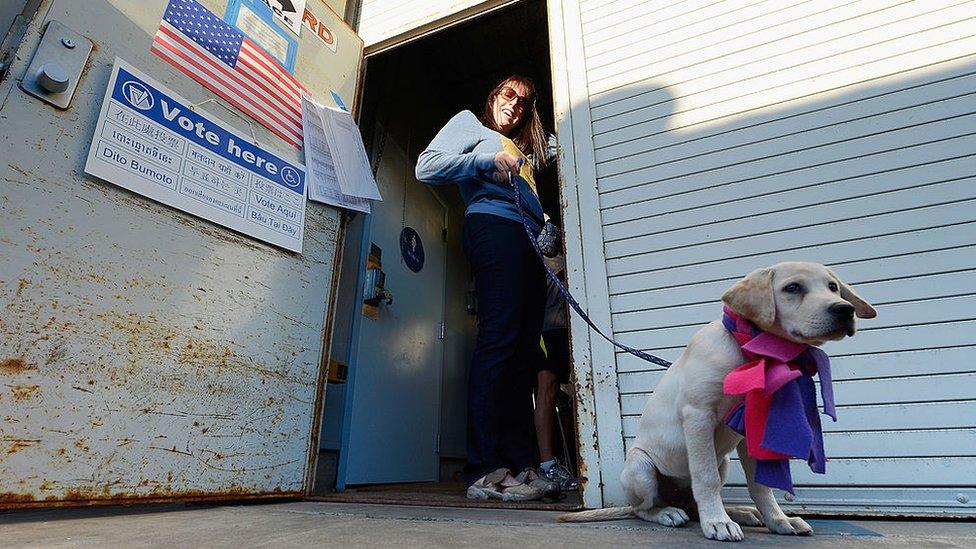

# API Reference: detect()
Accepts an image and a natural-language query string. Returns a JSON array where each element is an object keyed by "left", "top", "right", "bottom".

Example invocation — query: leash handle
[{"left": 507, "top": 172, "right": 672, "bottom": 368}]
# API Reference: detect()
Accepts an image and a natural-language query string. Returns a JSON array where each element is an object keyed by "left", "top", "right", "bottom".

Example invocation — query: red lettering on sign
[
  {"left": 302, "top": 8, "right": 337, "bottom": 50},
  {"left": 317, "top": 23, "right": 334, "bottom": 45}
]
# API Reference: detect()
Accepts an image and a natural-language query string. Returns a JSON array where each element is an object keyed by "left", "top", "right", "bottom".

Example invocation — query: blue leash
[{"left": 508, "top": 173, "right": 672, "bottom": 368}]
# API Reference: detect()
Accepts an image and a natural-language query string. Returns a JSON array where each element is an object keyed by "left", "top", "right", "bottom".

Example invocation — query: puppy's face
[{"left": 722, "top": 262, "right": 877, "bottom": 346}]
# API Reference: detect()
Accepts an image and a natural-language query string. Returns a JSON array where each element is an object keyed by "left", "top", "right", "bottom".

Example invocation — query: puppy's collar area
[{"left": 721, "top": 306, "right": 836, "bottom": 495}]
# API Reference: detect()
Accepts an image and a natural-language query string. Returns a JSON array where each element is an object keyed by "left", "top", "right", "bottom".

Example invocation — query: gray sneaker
[
  {"left": 540, "top": 462, "right": 579, "bottom": 491},
  {"left": 516, "top": 468, "right": 560, "bottom": 500}
]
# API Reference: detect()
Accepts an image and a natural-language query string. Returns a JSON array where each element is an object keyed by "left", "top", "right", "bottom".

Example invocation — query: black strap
[{"left": 508, "top": 173, "right": 672, "bottom": 368}]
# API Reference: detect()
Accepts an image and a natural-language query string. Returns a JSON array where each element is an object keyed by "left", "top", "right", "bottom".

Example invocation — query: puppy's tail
[{"left": 557, "top": 506, "right": 634, "bottom": 522}]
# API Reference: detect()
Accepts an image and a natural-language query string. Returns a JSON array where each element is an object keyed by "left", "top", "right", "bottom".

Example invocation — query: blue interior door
[{"left": 340, "top": 136, "right": 447, "bottom": 485}]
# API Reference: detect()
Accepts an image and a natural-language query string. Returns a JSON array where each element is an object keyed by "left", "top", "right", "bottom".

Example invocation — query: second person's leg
[{"left": 498, "top": 233, "right": 547, "bottom": 474}]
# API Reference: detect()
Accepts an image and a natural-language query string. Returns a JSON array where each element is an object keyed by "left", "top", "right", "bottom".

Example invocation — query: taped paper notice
[{"left": 301, "top": 97, "right": 371, "bottom": 213}]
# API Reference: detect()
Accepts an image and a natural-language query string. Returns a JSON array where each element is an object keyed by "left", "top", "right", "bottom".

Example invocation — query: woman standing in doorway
[{"left": 416, "top": 76, "right": 551, "bottom": 501}]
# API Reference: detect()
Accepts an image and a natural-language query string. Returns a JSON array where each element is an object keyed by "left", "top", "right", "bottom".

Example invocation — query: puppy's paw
[
  {"left": 701, "top": 518, "right": 744, "bottom": 542},
  {"left": 725, "top": 506, "right": 764, "bottom": 527},
  {"left": 645, "top": 506, "right": 689, "bottom": 527},
  {"left": 766, "top": 515, "right": 813, "bottom": 536},
  {"left": 788, "top": 516, "right": 813, "bottom": 535}
]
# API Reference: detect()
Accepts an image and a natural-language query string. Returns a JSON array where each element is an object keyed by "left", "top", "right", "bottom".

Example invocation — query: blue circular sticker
[{"left": 400, "top": 227, "right": 424, "bottom": 273}]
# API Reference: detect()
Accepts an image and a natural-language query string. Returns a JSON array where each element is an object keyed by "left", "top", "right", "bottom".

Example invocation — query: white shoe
[{"left": 466, "top": 468, "right": 545, "bottom": 501}]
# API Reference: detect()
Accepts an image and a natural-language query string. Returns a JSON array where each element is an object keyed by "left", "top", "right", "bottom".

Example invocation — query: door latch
[
  {"left": 19, "top": 21, "right": 92, "bottom": 109},
  {"left": 363, "top": 267, "right": 393, "bottom": 306}
]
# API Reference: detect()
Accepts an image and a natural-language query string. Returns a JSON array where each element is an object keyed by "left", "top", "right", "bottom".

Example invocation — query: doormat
[
  {"left": 309, "top": 482, "right": 580, "bottom": 511},
  {"left": 807, "top": 520, "right": 882, "bottom": 537}
]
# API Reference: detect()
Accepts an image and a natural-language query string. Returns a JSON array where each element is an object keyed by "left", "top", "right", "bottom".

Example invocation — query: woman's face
[{"left": 492, "top": 82, "right": 531, "bottom": 136}]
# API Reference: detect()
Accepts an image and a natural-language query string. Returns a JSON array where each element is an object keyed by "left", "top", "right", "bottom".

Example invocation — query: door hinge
[
  {"left": 438, "top": 321, "right": 445, "bottom": 340},
  {"left": 435, "top": 434, "right": 441, "bottom": 454}
]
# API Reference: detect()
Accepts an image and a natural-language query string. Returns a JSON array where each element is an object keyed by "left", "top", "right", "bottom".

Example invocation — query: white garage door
[{"left": 568, "top": 0, "right": 976, "bottom": 515}]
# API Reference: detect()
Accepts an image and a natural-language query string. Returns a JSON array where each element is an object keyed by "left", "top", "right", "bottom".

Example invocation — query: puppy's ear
[
  {"left": 722, "top": 268, "right": 775, "bottom": 329},
  {"left": 826, "top": 267, "right": 877, "bottom": 319}
]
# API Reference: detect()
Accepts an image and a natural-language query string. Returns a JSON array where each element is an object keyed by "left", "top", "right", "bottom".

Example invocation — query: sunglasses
[{"left": 499, "top": 86, "right": 534, "bottom": 111}]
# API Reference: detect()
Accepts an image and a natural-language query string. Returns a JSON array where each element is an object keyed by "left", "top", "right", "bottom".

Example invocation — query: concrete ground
[{"left": 2, "top": 501, "right": 974, "bottom": 548}]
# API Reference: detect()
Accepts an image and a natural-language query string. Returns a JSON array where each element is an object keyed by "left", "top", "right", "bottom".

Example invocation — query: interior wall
[
  {"left": 319, "top": 48, "right": 476, "bottom": 466},
  {"left": 356, "top": 53, "right": 478, "bottom": 462},
  {"left": 433, "top": 189, "right": 475, "bottom": 459}
]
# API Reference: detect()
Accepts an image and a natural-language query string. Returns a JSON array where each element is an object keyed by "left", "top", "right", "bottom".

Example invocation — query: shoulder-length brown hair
[{"left": 481, "top": 75, "right": 549, "bottom": 169}]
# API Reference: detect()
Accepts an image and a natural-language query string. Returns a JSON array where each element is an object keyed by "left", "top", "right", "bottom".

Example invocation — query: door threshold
[{"left": 308, "top": 482, "right": 581, "bottom": 511}]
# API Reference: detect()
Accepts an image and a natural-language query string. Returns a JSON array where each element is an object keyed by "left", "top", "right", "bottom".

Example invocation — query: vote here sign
[{"left": 85, "top": 58, "right": 307, "bottom": 253}]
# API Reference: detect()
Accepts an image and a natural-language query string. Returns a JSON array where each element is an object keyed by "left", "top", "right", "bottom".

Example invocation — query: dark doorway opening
[{"left": 313, "top": 0, "right": 579, "bottom": 511}]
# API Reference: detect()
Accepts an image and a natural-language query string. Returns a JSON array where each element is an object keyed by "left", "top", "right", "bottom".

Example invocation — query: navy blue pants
[{"left": 462, "top": 213, "right": 546, "bottom": 485}]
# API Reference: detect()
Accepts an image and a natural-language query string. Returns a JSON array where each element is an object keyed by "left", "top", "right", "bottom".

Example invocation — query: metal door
[
  {"left": 0, "top": 0, "right": 364, "bottom": 508},
  {"left": 338, "top": 134, "right": 448, "bottom": 486}
]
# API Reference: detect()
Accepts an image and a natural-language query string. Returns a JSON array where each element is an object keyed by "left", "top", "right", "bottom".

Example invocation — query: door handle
[{"left": 363, "top": 267, "right": 393, "bottom": 306}]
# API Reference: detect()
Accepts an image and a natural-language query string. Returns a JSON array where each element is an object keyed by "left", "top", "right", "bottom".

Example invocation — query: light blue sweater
[{"left": 415, "top": 110, "right": 545, "bottom": 232}]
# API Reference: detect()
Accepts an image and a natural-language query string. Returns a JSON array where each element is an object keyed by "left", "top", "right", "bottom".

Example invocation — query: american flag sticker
[{"left": 151, "top": 0, "right": 308, "bottom": 149}]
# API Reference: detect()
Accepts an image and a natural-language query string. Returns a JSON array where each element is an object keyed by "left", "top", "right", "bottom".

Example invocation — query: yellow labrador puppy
[{"left": 560, "top": 262, "right": 876, "bottom": 541}]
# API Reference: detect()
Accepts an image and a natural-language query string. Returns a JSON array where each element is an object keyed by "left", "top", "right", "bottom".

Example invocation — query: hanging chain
[
  {"left": 401, "top": 128, "right": 411, "bottom": 231},
  {"left": 370, "top": 124, "right": 388, "bottom": 178},
  {"left": 369, "top": 70, "right": 394, "bottom": 179}
]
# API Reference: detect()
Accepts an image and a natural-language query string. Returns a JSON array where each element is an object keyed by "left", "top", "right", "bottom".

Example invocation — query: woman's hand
[{"left": 492, "top": 152, "right": 522, "bottom": 183}]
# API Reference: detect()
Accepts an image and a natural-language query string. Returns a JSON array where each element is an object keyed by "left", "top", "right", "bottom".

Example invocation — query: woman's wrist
[{"left": 474, "top": 152, "right": 496, "bottom": 177}]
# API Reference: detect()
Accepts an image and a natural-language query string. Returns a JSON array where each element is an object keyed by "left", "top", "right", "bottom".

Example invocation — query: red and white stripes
[{"left": 152, "top": 20, "right": 306, "bottom": 148}]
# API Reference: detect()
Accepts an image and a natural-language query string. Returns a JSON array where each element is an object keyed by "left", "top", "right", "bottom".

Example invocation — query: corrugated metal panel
[
  {"left": 0, "top": 0, "right": 346, "bottom": 507},
  {"left": 575, "top": 0, "right": 976, "bottom": 514}
]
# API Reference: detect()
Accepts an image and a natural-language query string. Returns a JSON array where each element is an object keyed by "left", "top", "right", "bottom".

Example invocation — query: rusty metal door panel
[{"left": 0, "top": 0, "right": 343, "bottom": 507}]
